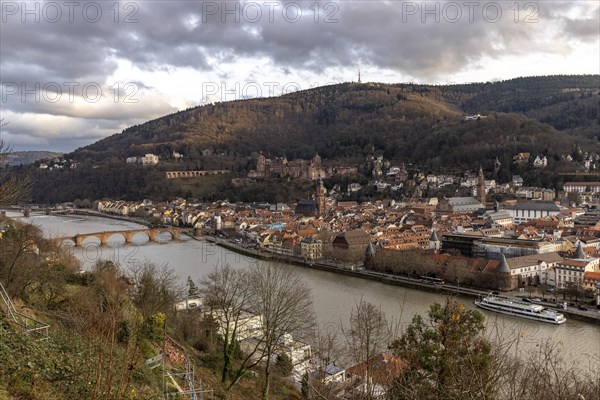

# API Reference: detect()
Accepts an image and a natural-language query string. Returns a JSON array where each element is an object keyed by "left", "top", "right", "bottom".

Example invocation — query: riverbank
[
  {"left": 3, "top": 207, "right": 153, "bottom": 227},
  {"left": 50, "top": 209, "right": 152, "bottom": 227},
  {"left": 203, "top": 236, "right": 600, "bottom": 326}
]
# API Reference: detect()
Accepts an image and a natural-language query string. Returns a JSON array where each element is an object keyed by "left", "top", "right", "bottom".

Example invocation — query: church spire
[{"left": 315, "top": 178, "right": 327, "bottom": 217}]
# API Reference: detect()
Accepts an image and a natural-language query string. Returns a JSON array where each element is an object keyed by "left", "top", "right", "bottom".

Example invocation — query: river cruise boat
[{"left": 474, "top": 294, "right": 566, "bottom": 325}]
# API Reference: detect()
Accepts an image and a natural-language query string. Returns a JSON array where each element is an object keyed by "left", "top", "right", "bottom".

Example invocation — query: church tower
[
  {"left": 478, "top": 166, "right": 486, "bottom": 208},
  {"left": 315, "top": 178, "right": 327, "bottom": 217}
]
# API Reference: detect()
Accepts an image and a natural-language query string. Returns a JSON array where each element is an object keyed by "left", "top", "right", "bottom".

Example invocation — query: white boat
[{"left": 474, "top": 294, "right": 566, "bottom": 325}]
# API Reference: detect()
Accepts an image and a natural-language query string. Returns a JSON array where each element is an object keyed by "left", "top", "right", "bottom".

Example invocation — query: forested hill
[{"left": 71, "top": 75, "right": 599, "bottom": 170}]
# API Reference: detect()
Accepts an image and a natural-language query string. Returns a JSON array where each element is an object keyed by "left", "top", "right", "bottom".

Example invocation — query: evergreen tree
[{"left": 389, "top": 299, "right": 494, "bottom": 400}]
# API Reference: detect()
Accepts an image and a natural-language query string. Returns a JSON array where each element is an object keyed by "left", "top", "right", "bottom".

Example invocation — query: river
[{"left": 8, "top": 212, "right": 600, "bottom": 367}]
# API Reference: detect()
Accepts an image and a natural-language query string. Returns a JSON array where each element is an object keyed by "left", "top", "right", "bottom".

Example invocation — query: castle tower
[
  {"left": 257, "top": 152, "right": 266, "bottom": 173},
  {"left": 315, "top": 178, "right": 327, "bottom": 217},
  {"left": 478, "top": 166, "right": 486, "bottom": 208}
]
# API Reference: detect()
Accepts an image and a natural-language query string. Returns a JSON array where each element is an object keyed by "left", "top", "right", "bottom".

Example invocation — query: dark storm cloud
[
  {"left": 3, "top": 1, "right": 593, "bottom": 86},
  {"left": 1, "top": 0, "right": 595, "bottom": 92},
  {"left": 0, "top": 0, "right": 597, "bottom": 150}
]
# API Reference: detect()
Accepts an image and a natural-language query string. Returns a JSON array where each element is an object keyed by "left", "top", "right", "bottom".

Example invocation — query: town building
[
  {"left": 502, "top": 252, "right": 563, "bottom": 286},
  {"left": 583, "top": 271, "right": 600, "bottom": 293},
  {"left": 438, "top": 197, "right": 483, "bottom": 213},
  {"left": 563, "top": 182, "right": 600, "bottom": 194},
  {"left": 300, "top": 237, "right": 323, "bottom": 261},
  {"left": 332, "top": 230, "right": 372, "bottom": 263},
  {"left": 502, "top": 202, "right": 562, "bottom": 224},
  {"left": 555, "top": 258, "right": 599, "bottom": 289},
  {"left": 512, "top": 175, "right": 524, "bottom": 187},
  {"left": 442, "top": 233, "right": 567, "bottom": 258},
  {"left": 482, "top": 210, "right": 513, "bottom": 227}
]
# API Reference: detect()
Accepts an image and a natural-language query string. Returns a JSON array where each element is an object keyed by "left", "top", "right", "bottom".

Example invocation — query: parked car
[
  {"left": 578, "top": 305, "right": 589, "bottom": 311},
  {"left": 531, "top": 298, "right": 542, "bottom": 303},
  {"left": 522, "top": 298, "right": 532, "bottom": 303}
]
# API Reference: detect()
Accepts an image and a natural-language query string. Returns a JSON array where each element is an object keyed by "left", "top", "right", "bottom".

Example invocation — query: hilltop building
[
  {"left": 126, "top": 154, "right": 159, "bottom": 165},
  {"left": 247, "top": 153, "right": 358, "bottom": 181},
  {"left": 248, "top": 153, "right": 326, "bottom": 180}
]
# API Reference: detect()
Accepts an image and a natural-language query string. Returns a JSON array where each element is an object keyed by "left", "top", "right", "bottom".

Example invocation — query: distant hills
[
  {"left": 71, "top": 75, "right": 599, "bottom": 170},
  {"left": 1, "top": 151, "right": 63, "bottom": 166},
  {"left": 22, "top": 75, "right": 600, "bottom": 203}
]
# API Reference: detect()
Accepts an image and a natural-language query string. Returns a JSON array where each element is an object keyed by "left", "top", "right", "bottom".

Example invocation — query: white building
[
  {"left": 533, "top": 155, "right": 548, "bottom": 168},
  {"left": 503, "top": 252, "right": 563, "bottom": 286},
  {"left": 141, "top": 154, "right": 159, "bottom": 165},
  {"left": 503, "top": 202, "right": 562, "bottom": 224},
  {"left": 512, "top": 175, "right": 524, "bottom": 187}
]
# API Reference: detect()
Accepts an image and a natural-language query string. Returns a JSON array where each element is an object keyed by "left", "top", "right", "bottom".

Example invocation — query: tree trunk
[{"left": 262, "top": 352, "right": 272, "bottom": 400}]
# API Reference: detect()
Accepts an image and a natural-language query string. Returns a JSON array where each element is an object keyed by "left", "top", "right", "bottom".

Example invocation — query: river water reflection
[{"left": 11, "top": 212, "right": 600, "bottom": 366}]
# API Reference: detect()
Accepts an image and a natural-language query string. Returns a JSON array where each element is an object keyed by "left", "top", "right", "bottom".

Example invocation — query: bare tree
[
  {"left": 496, "top": 338, "right": 600, "bottom": 400},
  {"left": 342, "top": 299, "right": 391, "bottom": 398},
  {"left": 0, "top": 118, "right": 31, "bottom": 206},
  {"left": 302, "top": 323, "right": 344, "bottom": 399},
  {"left": 127, "top": 260, "right": 181, "bottom": 320},
  {"left": 199, "top": 263, "right": 252, "bottom": 384},
  {"left": 246, "top": 261, "right": 316, "bottom": 400}
]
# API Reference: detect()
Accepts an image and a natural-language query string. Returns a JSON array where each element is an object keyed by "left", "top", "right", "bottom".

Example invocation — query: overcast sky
[{"left": 1, "top": 0, "right": 598, "bottom": 152}]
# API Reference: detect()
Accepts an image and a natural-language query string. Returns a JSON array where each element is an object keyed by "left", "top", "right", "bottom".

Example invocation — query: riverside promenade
[{"left": 203, "top": 236, "right": 600, "bottom": 325}]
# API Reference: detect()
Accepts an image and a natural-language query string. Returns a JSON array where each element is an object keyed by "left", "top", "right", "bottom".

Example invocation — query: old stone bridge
[{"left": 56, "top": 228, "right": 185, "bottom": 247}]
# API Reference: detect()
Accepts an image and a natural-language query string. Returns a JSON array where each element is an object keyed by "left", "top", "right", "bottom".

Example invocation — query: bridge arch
[
  {"left": 149, "top": 229, "right": 180, "bottom": 242},
  {"left": 101, "top": 232, "right": 128, "bottom": 245},
  {"left": 64, "top": 228, "right": 184, "bottom": 247},
  {"left": 127, "top": 231, "right": 152, "bottom": 243},
  {"left": 77, "top": 235, "right": 102, "bottom": 246}
]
